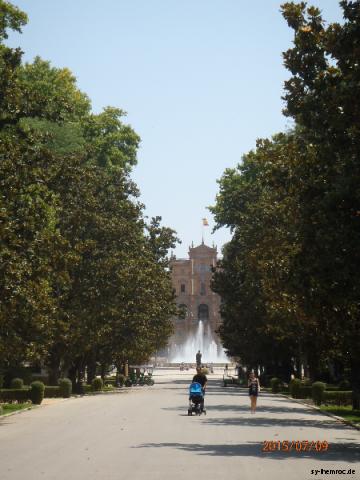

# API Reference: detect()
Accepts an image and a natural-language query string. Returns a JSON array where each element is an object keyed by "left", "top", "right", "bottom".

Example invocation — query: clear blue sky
[{"left": 8, "top": 1, "right": 343, "bottom": 257}]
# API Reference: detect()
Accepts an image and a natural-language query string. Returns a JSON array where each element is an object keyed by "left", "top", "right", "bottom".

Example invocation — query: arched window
[
  {"left": 198, "top": 304, "right": 209, "bottom": 320},
  {"left": 180, "top": 283, "right": 186, "bottom": 293}
]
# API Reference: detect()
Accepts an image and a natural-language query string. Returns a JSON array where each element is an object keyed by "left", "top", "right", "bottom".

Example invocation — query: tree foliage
[
  {"left": 212, "top": 1, "right": 360, "bottom": 406},
  {"left": 0, "top": 1, "right": 177, "bottom": 386}
]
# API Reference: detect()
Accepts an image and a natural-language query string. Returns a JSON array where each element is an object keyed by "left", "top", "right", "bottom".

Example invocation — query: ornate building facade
[{"left": 168, "top": 241, "right": 223, "bottom": 360}]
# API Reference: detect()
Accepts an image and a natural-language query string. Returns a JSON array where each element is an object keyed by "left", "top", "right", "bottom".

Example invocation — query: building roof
[{"left": 189, "top": 241, "right": 217, "bottom": 256}]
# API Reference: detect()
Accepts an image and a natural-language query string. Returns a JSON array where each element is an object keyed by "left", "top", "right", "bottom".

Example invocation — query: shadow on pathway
[{"left": 133, "top": 441, "right": 360, "bottom": 462}]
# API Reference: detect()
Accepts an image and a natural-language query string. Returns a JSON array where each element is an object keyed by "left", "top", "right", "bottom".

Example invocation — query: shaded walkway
[{"left": 0, "top": 370, "right": 359, "bottom": 480}]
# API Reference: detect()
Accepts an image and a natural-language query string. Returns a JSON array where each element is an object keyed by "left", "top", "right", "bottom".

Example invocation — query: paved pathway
[{"left": 1, "top": 369, "right": 359, "bottom": 480}]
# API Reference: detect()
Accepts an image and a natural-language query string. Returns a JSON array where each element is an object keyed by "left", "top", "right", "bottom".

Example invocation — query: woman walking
[{"left": 248, "top": 371, "right": 260, "bottom": 413}]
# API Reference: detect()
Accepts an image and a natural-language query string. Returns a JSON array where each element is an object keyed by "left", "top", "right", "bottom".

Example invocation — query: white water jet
[{"left": 170, "top": 320, "right": 228, "bottom": 363}]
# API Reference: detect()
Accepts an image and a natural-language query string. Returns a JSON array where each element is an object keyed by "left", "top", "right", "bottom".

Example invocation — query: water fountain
[{"left": 170, "top": 320, "right": 228, "bottom": 363}]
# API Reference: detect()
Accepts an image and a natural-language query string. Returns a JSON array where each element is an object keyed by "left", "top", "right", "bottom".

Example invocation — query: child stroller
[{"left": 188, "top": 382, "right": 206, "bottom": 416}]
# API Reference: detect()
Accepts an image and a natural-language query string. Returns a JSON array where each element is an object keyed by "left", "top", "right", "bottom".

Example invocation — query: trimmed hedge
[
  {"left": 3, "top": 367, "right": 32, "bottom": 386},
  {"left": 83, "top": 384, "right": 93, "bottom": 394},
  {"left": 44, "top": 386, "right": 62, "bottom": 398},
  {"left": 338, "top": 380, "right": 351, "bottom": 390},
  {"left": 325, "top": 385, "right": 340, "bottom": 391},
  {"left": 324, "top": 391, "right": 352, "bottom": 406},
  {"left": 59, "top": 378, "right": 72, "bottom": 398},
  {"left": 298, "top": 385, "right": 312, "bottom": 399},
  {"left": 312, "top": 382, "right": 326, "bottom": 406},
  {"left": 10, "top": 378, "right": 24, "bottom": 389},
  {"left": 92, "top": 377, "right": 103, "bottom": 391},
  {"left": 103, "top": 385, "right": 115, "bottom": 391},
  {"left": 104, "top": 377, "right": 116, "bottom": 386},
  {"left": 289, "top": 378, "right": 302, "bottom": 398},
  {"left": 0, "top": 381, "right": 74, "bottom": 402},
  {"left": 30, "top": 381, "right": 45, "bottom": 405},
  {"left": 0, "top": 388, "right": 29, "bottom": 403}
]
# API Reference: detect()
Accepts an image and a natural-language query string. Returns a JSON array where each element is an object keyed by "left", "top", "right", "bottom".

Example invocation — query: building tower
[{"left": 168, "top": 241, "right": 224, "bottom": 361}]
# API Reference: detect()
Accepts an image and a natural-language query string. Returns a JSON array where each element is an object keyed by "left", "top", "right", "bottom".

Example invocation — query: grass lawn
[
  {"left": 1, "top": 403, "right": 32, "bottom": 415},
  {"left": 320, "top": 405, "right": 360, "bottom": 424}
]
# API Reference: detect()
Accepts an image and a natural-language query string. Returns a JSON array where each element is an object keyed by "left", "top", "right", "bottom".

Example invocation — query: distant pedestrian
[
  {"left": 248, "top": 371, "right": 260, "bottom": 413},
  {"left": 196, "top": 350, "right": 202, "bottom": 367}
]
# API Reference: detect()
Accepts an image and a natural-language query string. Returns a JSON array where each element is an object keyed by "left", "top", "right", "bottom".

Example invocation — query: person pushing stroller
[{"left": 188, "top": 367, "right": 207, "bottom": 415}]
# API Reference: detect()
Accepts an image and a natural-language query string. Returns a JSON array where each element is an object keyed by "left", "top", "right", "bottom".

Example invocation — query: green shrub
[
  {"left": 298, "top": 385, "right": 312, "bottom": 399},
  {"left": 44, "top": 386, "right": 61, "bottom": 398},
  {"left": 0, "top": 375, "right": 4, "bottom": 389},
  {"left": 59, "top": 378, "right": 72, "bottom": 398},
  {"left": 10, "top": 378, "right": 24, "bottom": 389},
  {"left": 338, "top": 380, "right": 351, "bottom": 390},
  {"left": 92, "top": 377, "right": 103, "bottom": 391},
  {"left": 0, "top": 388, "right": 29, "bottom": 403},
  {"left": 117, "top": 374, "right": 125, "bottom": 387},
  {"left": 103, "top": 385, "right": 115, "bottom": 391},
  {"left": 324, "top": 391, "right": 352, "bottom": 406},
  {"left": 104, "top": 377, "right": 116, "bottom": 386},
  {"left": 29, "top": 381, "right": 45, "bottom": 405},
  {"left": 270, "top": 377, "right": 282, "bottom": 393},
  {"left": 4, "top": 367, "right": 32, "bottom": 387},
  {"left": 325, "top": 385, "right": 340, "bottom": 391},
  {"left": 289, "top": 378, "right": 302, "bottom": 398},
  {"left": 0, "top": 404, "right": 3, "bottom": 415},
  {"left": 82, "top": 384, "right": 92, "bottom": 394},
  {"left": 312, "top": 381, "right": 326, "bottom": 406}
]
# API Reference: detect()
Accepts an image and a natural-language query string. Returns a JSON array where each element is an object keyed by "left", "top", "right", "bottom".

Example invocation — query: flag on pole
[{"left": 202, "top": 218, "right": 209, "bottom": 226}]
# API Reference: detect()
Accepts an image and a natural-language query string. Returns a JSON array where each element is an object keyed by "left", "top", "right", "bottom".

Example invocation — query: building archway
[{"left": 198, "top": 304, "right": 209, "bottom": 320}]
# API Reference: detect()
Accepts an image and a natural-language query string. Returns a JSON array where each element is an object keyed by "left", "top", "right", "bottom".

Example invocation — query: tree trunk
[
  {"left": 47, "top": 353, "right": 61, "bottom": 386},
  {"left": 76, "top": 360, "right": 85, "bottom": 394},
  {"left": 307, "top": 347, "right": 321, "bottom": 382},
  {"left": 350, "top": 356, "right": 360, "bottom": 410},
  {"left": 86, "top": 351, "right": 97, "bottom": 385},
  {"left": 68, "top": 364, "right": 77, "bottom": 391},
  {"left": 100, "top": 363, "right": 107, "bottom": 381},
  {"left": 68, "top": 359, "right": 85, "bottom": 394}
]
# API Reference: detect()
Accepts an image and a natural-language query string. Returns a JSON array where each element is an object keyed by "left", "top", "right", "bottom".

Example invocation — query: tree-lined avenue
[{"left": 1, "top": 370, "right": 359, "bottom": 480}]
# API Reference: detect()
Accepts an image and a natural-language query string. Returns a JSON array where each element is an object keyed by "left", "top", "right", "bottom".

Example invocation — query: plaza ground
[{"left": 0, "top": 369, "right": 359, "bottom": 480}]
